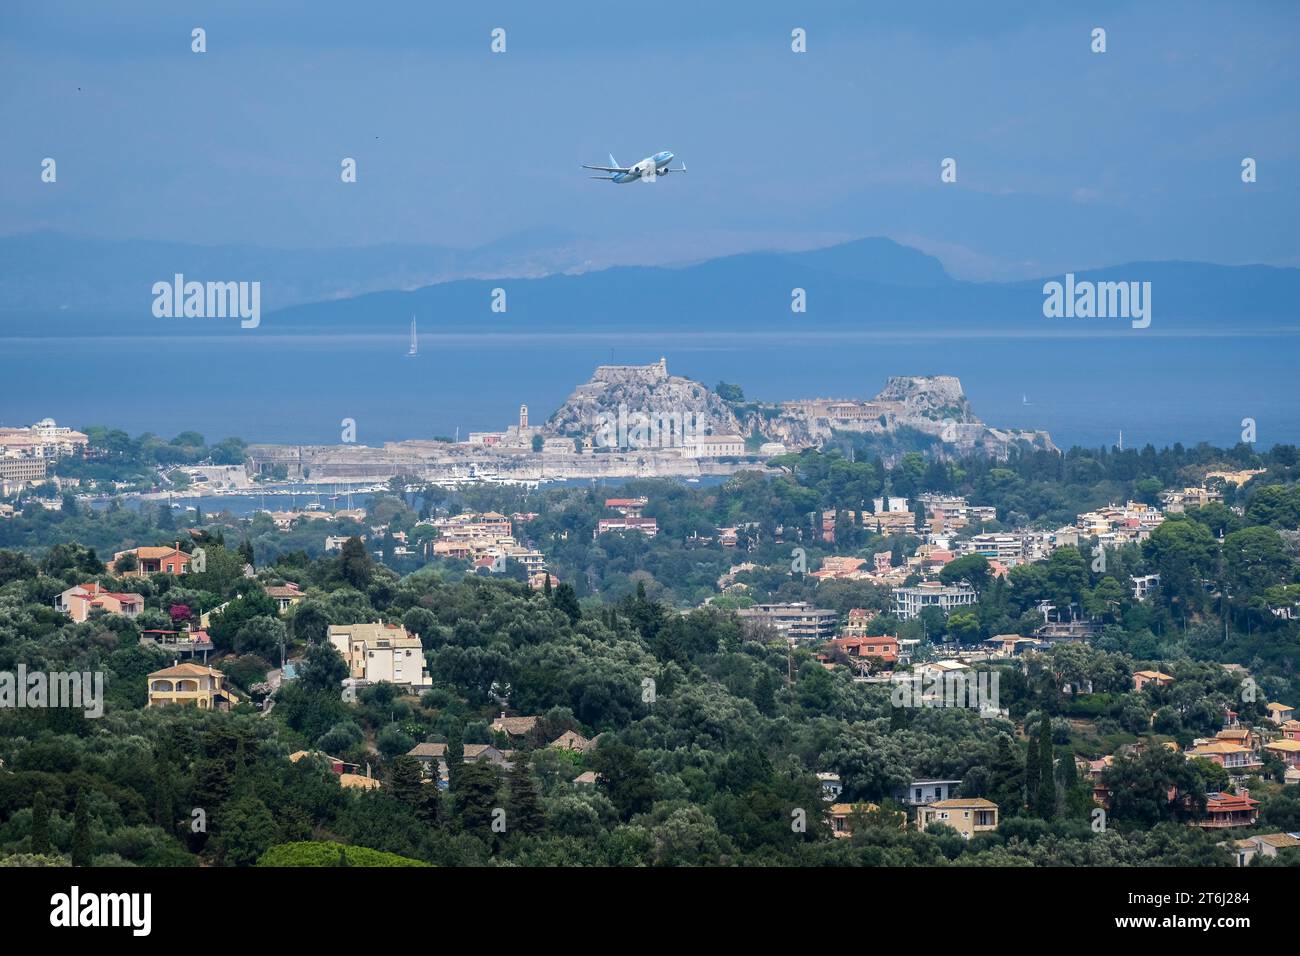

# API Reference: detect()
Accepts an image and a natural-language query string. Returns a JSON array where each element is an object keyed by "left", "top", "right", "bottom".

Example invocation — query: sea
[{"left": 2, "top": 328, "right": 1296, "bottom": 451}]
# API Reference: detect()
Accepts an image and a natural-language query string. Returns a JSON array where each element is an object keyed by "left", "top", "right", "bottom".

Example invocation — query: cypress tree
[
  {"left": 989, "top": 735, "right": 1025, "bottom": 811},
  {"left": 153, "top": 754, "right": 177, "bottom": 832},
  {"left": 389, "top": 755, "right": 424, "bottom": 808},
  {"left": 453, "top": 762, "right": 503, "bottom": 839},
  {"left": 71, "top": 790, "right": 92, "bottom": 867},
  {"left": 445, "top": 724, "right": 465, "bottom": 790},
  {"left": 543, "top": 573, "right": 553, "bottom": 598},
  {"left": 1056, "top": 744, "right": 1079, "bottom": 789},
  {"left": 506, "top": 752, "right": 544, "bottom": 836},
  {"left": 416, "top": 782, "right": 441, "bottom": 827},
  {"left": 1036, "top": 718, "right": 1056, "bottom": 819},
  {"left": 553, "top": 583, "right": 581, "bottom": 623},
  {"left": 30, "top": 791, "right": 50, "bottom": 855},
  {"left": 1025, "top": 732, "right": 1040, "bottom": 807}
]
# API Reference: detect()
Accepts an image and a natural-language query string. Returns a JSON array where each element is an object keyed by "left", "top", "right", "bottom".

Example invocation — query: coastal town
[{"left": 4, "top": 382, "right": 1300, "bottom": 870}]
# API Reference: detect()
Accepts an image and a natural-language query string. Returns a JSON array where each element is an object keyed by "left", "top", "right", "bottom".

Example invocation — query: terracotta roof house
[
  {"left": 146, "top": 662, "right": 239, "bottom": 711},
  {"left": 811, "top": 557, "right": 865, "bottom": 581},
  {"left": 828, "top": 802, "right": 904, "bottom": 838},
  {"left": 406, "top": 741, "right": 512, "bottom": 784},
  {"left": 1197, "top": 791, "right": 1260, "bottom": 829},
  {"left": 916, "top": 798, "right": 1000, "bottom": 838},
  {"left": 841, "top": 607, "right": 879, "bottom": 635},
  {"left": 56, "top": 582, "right": 145, "bottom": 623},
  {"left": 1133, "top": 669, "right": 1175, "bottom": 691},
  {"left": 550, "top": 730, "right": 595, "bottom": 752},
  {"left": 1264, "top": 738, "right": 1300, "bottom": 768},
  {"left": 825, "top": 635, "right": 899, "bottom": 665},
  {"left": 1186, "top": 740, "right": 1263, "bottom": 771},
  {"left": 1266, "top": 702, "right": 1296, "bottom": 726},
  {"left": 1087, "top": 756, "right": 1115, "bottom": 807},
  {"left": 1225, "top": 832, "right": 1300, "bottom": 866},
  {"left": 339, "top": 772, "right": 381, "bottom": 790},
  {"left": 113, "top": 545, "right": 192, "bottom": 578},
  {"left": 490, "top": 714, "right": 539, "bottom": 738},
  {"left": 1214, "top": 727, "right": 1259, "bottom": 747},
  {"left": 265, "top": 582, "right": 304, "bottom": 613}
]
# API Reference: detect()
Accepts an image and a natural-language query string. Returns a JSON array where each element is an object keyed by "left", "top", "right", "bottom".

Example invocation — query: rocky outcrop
[
  {"left": 244, "top": 368, "right": 1054, "bottom": 482},
  {"left": 545, "top": 357, "right": 742, "bottom": 440},
  {"left": 745, "top": 375, "right": 1055, "bottom": 458}
]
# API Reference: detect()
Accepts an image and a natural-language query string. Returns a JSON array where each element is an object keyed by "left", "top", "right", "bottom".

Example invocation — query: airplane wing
[{"left": 582, "top": 164, "right": 632, "bottom": 173}]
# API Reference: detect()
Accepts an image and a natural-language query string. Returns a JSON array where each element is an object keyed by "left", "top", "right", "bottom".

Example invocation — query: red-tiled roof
[{"left": 1206, "top": 792, "right": 1259, "bottom": 811}]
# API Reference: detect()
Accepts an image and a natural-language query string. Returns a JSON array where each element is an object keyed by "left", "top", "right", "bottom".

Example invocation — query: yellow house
[
  {"left": 266, "top": 582, "right": 305, "bottom": 614},
  {"left": 828, "top": 802, "right": 906, "bottom": 838},
  {"left": 146, "top": 662, "right": 240, "bottom": 710},
  {"left": 1264, "top": 739, "right": 1300, "bottom": 768},
  {"left": 1133, "top": 669, "right": 1175, "bottom": 691},
  {"left": 917, "top": 798, "right": 999, "bottom": 838}
]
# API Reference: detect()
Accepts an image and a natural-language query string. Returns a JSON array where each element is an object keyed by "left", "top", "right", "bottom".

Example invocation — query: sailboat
[
  {"left": 407, "top": 315, "right": 418, "bottom": 357},
  {"left": 1022, "top": 393, "right": 1032, "bottom": 406}
]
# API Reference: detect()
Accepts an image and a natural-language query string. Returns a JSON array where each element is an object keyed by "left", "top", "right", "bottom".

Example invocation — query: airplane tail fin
[{"left": 609, "top": 153, "right": 619, "bottom": 169}]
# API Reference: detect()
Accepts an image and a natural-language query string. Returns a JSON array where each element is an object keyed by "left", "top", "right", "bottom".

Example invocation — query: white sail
[{"left": 407, "top": 315, "right": 418, "bottom": 356}]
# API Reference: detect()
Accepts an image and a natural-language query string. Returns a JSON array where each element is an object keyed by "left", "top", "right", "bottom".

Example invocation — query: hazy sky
[{"left": 3, "top": 0, "right": 1298, "bottom": 278}]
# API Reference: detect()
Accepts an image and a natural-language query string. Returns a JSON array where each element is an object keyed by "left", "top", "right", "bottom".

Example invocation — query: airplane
[{"left": 583, "top": 150, "right": 685, "bottom": 183}]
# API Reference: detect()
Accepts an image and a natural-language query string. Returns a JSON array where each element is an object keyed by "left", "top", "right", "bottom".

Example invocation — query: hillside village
[{"left": 3, "top": 415, "right": 1300, "bottom": 867}]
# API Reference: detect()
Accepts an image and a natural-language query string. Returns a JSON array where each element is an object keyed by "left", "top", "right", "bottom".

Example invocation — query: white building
[
  {"left": 1131, "top": 573, "right": 1161, "bottom": 601},
  {"left": 893, "top": 581, "right": 978, "bottom": 620},
  {"left": 683, "top": 434, "right": 746, "bottom": 458},
  {"left": 327, "top": 622, "right": 431, "bottom": 688}
]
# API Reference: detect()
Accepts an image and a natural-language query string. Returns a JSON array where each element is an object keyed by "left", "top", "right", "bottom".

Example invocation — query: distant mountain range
[
  {"left": 0, "top": 228, "right": 588, "bottom": 320},
  {"left": 3, "top": 233, "right": 1298, "bottom": 336}
]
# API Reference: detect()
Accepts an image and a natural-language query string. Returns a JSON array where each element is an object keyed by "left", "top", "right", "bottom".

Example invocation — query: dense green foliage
[{"left": 1, "top": 439, "right": 1299, "bottom": 866}]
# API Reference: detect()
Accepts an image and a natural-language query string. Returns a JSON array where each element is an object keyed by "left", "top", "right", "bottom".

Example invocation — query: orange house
[
  {"left": 826, "top": 635, "right": 899, "bottom": 666},
  {"left": 113, "top": 545, "right": 192, "bottom": 578},
  {"left": 1186, "top": 740, "right": 1263, "bottom": 772},
  {"left": 1197, "top": 791, "right": 1259, "bottom": 829},
  {"left": 57, "top": 583, "right": 145, "bottom": 623}
]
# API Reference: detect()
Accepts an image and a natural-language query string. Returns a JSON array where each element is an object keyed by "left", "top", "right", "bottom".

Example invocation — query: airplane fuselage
[{"left": 612, "top": 151, "right": 675, "bottom": 183}]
